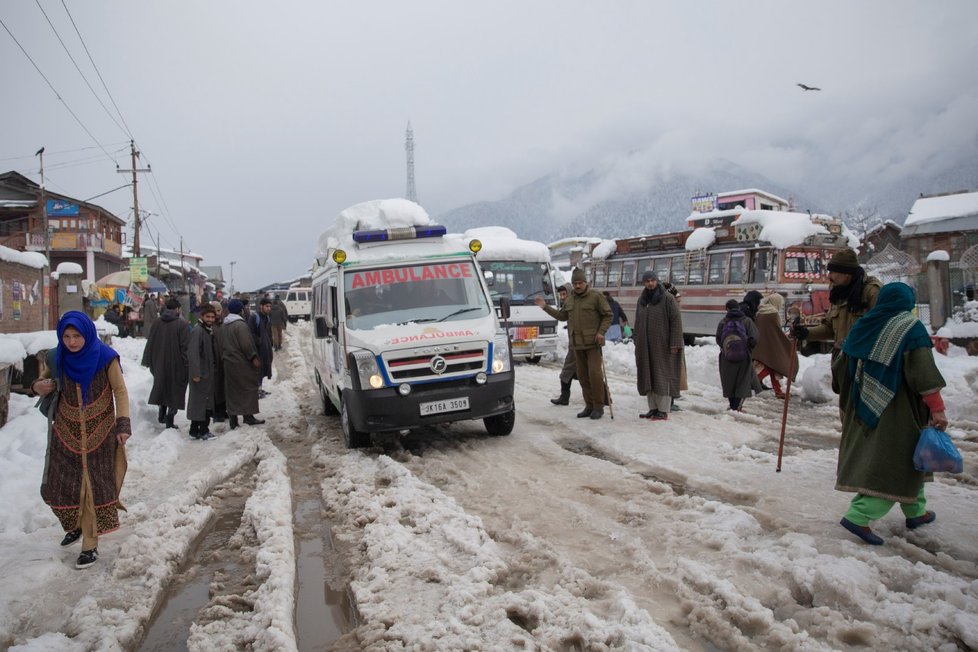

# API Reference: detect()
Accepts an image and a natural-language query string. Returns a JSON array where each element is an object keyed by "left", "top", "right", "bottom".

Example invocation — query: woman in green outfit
[{"left": 831, "top": 282, "right": 948, "bottom": 545}]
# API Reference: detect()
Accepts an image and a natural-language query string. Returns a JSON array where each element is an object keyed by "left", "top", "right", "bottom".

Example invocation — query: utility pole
[
  {"left": 117, "top": 140, "right": 150, "bottom": 255},
  {"left": 230, "top": 260, "right": 237, "bottom": 296},
  {"left": 36, "top": 146, "right": 49, "bottom": 328},
  {"left": 405, "top": 121, "right": 417, "bottom": 203},
  {"left": 180, "top": 237, "right": 188, "bottom": 296}
]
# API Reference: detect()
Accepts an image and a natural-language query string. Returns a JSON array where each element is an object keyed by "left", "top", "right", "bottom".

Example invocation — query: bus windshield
[
  {"left": 343, "top": 260, "right": 491, "bottom": 330},
  {"left": 482, "top": 261, "right": 554, "bottom": 306}
]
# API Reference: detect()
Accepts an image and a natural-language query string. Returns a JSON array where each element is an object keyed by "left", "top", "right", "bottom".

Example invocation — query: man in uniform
[{"left": 535, "top": 268, "right": 612, "bottom": 419}]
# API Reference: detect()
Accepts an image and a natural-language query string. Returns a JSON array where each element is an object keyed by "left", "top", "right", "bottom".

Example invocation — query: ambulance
[{"left": 310, "top": 199, "right": 516, "bottom": 448}]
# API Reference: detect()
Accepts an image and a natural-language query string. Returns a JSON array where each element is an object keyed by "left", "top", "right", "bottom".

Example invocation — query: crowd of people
[{"left": 537, "top": 248, "right": 947, "bottom": 546}]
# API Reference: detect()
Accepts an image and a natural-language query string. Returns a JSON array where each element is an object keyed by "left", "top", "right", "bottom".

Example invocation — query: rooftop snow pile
[
  {"left": 905, "top": 191, "right": 978, "bottom": 226},
  {"left": 589, "top": 239, "right": 618, "bottom": 261},
  {"left": 55, "top": 262, "right": 84, "bottom": 274},
  {"left": 685, "top": 227, "right": 717, "bottom": 251},
  {"left": 465, "top": 227, "right": 552, "bottom": 263},
  {"left": 315, "top": 199, "right": 470, "bottom": 266},
  {"left": 732, "top": 210, "right": 860, "bottom": 250},
  {"left": 0, "top": 244, "right": 47, "bottom": 269}
]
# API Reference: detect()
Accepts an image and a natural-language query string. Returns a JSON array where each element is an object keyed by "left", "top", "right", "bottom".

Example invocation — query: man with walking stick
[{"left": 535, "top": 268, "right": 612, "bottom": 420}]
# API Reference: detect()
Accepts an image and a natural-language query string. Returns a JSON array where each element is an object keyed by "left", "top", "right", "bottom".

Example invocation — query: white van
[
  {"left": 466, "top": 227, "right": 559, "bottom": 363},
  {"left": 284, "top": 286, "right": 311, "bottom": 321},
  {"left": 310, "top": 199, "right": 516, "bottom": 448}
]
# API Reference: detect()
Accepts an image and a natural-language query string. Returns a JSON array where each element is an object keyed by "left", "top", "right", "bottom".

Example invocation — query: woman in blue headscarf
[
  {"left": 831, "top": 282, "right": 947, "bottom": 545},
  {"left": 30, "top": 311, "right": 131, "bottom": 569}
]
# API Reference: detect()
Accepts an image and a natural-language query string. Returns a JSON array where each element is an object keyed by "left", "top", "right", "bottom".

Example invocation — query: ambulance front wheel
[
  {"left": 484, "top": 409, "right": 515, "bottom": 437},
  {"left": 342, "top": 396, "right": 371, "bottom": 448}
]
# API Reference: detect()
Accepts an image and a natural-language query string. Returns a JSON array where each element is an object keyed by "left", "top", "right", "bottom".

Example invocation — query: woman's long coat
[
  {"left": 752, "top": 311, "right": 798, "bottom": 381},
  {"left": 187, "top": 323, "right": 215, "bottom": 420},
  {"left": 141, "top": 309, "right": 189, "bottom": 408},
  {"left": 220, "top": 316, "right": 260, "bottom": 416},
  {"left": 634, "top": 291, "right": 684, "bottom": 397},
  {"left": 716, "top": 311, "right": 759, "bottom": 399},
  {"left": 832, "top": 347, "right": 945, "bottom": 502}
]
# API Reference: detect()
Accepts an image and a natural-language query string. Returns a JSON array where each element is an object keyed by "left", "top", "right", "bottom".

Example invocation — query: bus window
[
  {"left": 652, "top": 257, "right": 670, "bottom": 282},
  {"left": 707, "top": 252, "right": 728, "bottom": 284},
  {"left": 606, "top": 262, "right": 622, "bottom": 288},
  {"left": 784, "top": 252, "right": 822, "bottom": 277},
  {"left": 593, "top": 265, "right": 607, "bottom": 288},
  {"left": 637, "top": 259, "right": 653, "bottom": 285},
  {"left": 748, "top": 250, "right": 771, "bottom": 283},
  {"left": 621, "top": 260, "right": 636, "bottom": 287},
  {"left": 669, "top": 255, "right": 686, "bottom": 284},
  {"left": 729, "top": 252, "right": 745, "bottom": 285},
  {"left": 687, "top": 253, "right": 705, "bottom": 285}
]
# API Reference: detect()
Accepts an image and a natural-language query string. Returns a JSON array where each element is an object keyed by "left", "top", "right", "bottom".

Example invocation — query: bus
[
  {"left": 586, "top": 192, "right": 858, "bottom": 345},
  {"left": 467, "top": 227, "right": 559, "bottom": 363}
]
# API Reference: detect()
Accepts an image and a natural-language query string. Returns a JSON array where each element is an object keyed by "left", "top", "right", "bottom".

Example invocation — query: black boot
[
  {"left": 550, "top": 381, "right": 571, "bottom": 406},
  {"left": 243, "top": 415, "right": 266, "bottom": 426},
  {"left": 157, "top": 405, "right": 166, "bottom": 423},
  {"left": 189, "top": 421, "right": 200, "bottom": 438},
  {"left": 229, "top": 415, "right": 239, "bottom": 430},
  {"left": 576, "top": 407, "right": 593, "bottom": 418}
]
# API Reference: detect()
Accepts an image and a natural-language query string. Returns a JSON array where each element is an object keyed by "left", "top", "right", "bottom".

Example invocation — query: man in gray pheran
[{"left": 219, "top": 299, "right": 265, "bottom": 429}]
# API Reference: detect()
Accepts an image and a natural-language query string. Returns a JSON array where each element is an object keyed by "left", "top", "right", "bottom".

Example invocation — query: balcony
[{"left": 16, "top": 231, "right": 124, "bottom": 258}]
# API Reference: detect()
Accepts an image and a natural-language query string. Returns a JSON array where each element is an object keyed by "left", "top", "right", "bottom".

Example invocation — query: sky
[
  {"left": 1, "top": 323, "right": 976, "bottom": 648},
  {"left": 2, "top": 1, "right": 977, "bottom": 291}
]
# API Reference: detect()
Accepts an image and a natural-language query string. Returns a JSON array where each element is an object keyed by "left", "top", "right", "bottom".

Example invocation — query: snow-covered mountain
[{"left": 437, "top": 151, "right": 978, "bottom": 243}]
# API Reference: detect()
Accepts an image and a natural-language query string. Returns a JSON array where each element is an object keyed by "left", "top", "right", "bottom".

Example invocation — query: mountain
[{"left": 437, "top": 152, "right": 978, "bottom": 244}]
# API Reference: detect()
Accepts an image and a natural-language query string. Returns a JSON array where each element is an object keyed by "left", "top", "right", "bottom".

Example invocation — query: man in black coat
[
  {"left": 141, "top": 297, "right": 190, "bottom": 429},
  {"left": 250, "top": 297, "right": 274, "bottom": 397}
]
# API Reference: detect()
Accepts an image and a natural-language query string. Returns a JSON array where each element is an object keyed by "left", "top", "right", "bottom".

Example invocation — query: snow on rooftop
[
  {"left": 590, "top": 239, "right": 618, "bottom": 260},
  {"left": 0, "top": 244, "right": 46, "bottom": 269},
  {"left": 905, "top": 191, "right": 978, "bottom": 226},
  {"left": 315, "top": 199, "right": 470, "bottom": 267},
  {"left": 464, "top": 227, "right": 552, "bottom": 263},
  {"left": 733, "top": 210, "right": 861, "bottom": 249},
  {"left": 926, "top": 250, "right": 951, "bottom": 262},
  {"left": 685, "top": 227, "right": 717, "bottom": 251},
  {"left": 717, "top": 188, "right": 790, "bottom": 205},
  {"left": 55, "top": 262, "right": 84, "bottom": 275}
]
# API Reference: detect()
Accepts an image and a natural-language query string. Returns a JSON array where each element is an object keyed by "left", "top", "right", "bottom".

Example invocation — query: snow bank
[{"left": 0, "top": 244, "right": 46, "bottom": 269}]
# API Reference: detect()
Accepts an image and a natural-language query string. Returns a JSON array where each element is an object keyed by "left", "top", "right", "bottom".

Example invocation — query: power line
[
  {"left": 34, "top": 0, "right": 128, "bottom": 138},
  {"left": 0, "top": 141, "right": 129, "bottom": 163},
  {"left": 60, "top": 0, "right": 134, "bottom": 140},
  {"left": 0, "top": 15, "right": 119, "bottom": 165}
]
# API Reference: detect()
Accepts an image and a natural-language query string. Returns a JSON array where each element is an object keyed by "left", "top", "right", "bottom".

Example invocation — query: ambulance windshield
[{"left": 343, "top": 260, "right": 492, "bottom": 330}]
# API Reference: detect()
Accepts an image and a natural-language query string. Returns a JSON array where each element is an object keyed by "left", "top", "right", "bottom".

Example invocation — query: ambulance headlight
[
  {"left": 492, "top": 333, "right": 511, "bottom": 373},
  {"left": 350, "top": 351, "right": 384, "bottom": 389}
]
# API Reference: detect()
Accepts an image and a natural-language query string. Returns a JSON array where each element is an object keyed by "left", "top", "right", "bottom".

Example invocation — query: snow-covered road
[{"left": 1, "top": 322, "right": 977, "bottom": 650}]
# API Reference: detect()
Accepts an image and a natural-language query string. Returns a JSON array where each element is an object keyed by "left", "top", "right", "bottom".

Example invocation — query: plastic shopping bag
[{"left": 913, "top": 426, "right": 963, "bottom": 473}]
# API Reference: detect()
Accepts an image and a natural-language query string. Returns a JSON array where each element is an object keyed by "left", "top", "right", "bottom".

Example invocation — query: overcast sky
[{"left": 2, "top": 1, "right": 977, "bottom": 291}]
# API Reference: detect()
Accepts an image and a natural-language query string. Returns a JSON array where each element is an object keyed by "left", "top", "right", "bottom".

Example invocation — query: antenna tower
[{"left": 405, "top": 121, "right": 417, "bottom": 203}]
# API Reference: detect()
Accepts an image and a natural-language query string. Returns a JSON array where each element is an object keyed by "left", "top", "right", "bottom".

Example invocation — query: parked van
[
  {"left": 284, "top": 286, "right": 311, "bottom": 321},
  {"left": 467, "top": 226, "right": 559, "bottom": 363},
  {"left": 310, "top": 199, "right": 516, "bottom": 448}
]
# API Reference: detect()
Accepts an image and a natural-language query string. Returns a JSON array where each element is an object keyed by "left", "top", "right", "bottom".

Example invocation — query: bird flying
[{"left": 797, "top": 83, "right": 821, "bottom": 91}]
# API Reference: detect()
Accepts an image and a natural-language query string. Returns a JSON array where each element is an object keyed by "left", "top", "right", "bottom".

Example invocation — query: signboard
[
  {"left": 691, "top": 194, "right": 717, "bottom": 214},
  {"left": 130, "top": 257, "right": 148, "bottom": 283},
  {"left": 47, "top": 199, "right": 80, "bottom": 216},
  {"left": 348, "top": 263, "right": 473, "bottom": 289}
]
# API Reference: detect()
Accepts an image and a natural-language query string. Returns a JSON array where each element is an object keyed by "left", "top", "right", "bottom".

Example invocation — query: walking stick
[
  {"left": 776, "top": 336, "right": 798, "bottom": 472},
  {"left": 601, "top": 354, "right": 614, "bottom": 419}
]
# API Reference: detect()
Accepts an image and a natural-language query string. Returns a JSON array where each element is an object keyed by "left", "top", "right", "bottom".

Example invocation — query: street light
[{"left": 229, "top": 260, "right": 237, "bottom": 296}]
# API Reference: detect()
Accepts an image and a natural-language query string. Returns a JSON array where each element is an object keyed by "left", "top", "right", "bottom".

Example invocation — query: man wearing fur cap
[
  {"left": 535, "top": 268, "right": 612, "bottom": 419},
  {"left": 792, "top": 249, "right": 882, "bottom": 353}
]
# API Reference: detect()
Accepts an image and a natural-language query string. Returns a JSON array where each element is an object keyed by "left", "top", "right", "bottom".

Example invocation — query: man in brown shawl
[{"left": 220, "top": 299, "right": 265, "bottom": 429}]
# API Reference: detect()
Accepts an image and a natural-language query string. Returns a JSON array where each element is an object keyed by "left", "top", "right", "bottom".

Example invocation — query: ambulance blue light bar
[{"left": 352, "top": 224, "right": 447, "bottom": 243}]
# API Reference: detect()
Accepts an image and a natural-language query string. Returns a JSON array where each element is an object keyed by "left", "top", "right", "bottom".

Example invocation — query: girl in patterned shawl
[
  {"left": 832, "top": 283, "right": 947, "bottom": 545},
  {"left": 31, "top": 311, "right": 131, "bottom": 569}
]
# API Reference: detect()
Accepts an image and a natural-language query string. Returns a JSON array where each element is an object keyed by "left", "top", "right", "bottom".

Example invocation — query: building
[
  {"left": 859, "top": 220, "right": 903, "bottom": 262},
  {"left": 0, "top": 171, "right": 127, "bottom": 282},
  {"left": 901, "top": 190, "right": 978, "bottom": 304},
  {"left": 136, "top": 245, "right": 208, "bottom": 298}
]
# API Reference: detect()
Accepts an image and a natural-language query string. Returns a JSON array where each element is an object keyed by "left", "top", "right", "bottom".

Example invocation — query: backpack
[{"left": 720, "top": 317, "right": 749, "bottom": 362}]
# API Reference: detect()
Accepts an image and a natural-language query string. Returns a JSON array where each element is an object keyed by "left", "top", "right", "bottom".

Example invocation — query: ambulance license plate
[{"left": 419, "top": 397, "right": 470, "bottom": 416}]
